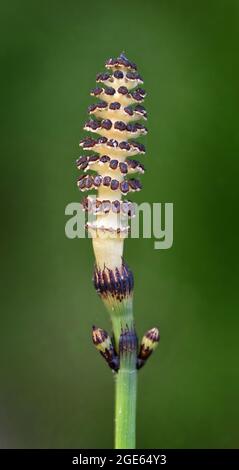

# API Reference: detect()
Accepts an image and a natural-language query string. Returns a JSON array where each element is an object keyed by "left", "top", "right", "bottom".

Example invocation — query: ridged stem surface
[
  {"left": 111, "top": 301, "right": 137, "bottom": 449},
  {"left": 115, "top": 356, "right": 137, "bottom": 448}
]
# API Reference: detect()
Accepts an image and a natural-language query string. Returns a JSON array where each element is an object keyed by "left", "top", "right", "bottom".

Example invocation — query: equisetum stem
[
  {"left": 115, "top": 351, "right": 137, "bottom": 449},
  {"left": 78, "top": 53, "right": 160, "bottom": 450},
  {"left": 111, "top": 301, "right": 137, "bottom": 449}
]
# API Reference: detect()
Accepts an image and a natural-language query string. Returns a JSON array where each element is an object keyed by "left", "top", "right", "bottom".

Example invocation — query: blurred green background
[{"left": 1, "top": 0, "right": 239, "bottom": 449}]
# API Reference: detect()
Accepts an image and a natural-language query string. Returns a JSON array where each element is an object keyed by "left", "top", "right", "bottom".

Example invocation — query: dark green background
[{"left": 1, "top": 0, "right": 238, "bottom": 448}]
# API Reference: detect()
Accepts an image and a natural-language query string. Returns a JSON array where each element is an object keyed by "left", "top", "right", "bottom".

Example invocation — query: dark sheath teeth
[{"left": 93, "top": 262, "right": 134, "bottom": 300}]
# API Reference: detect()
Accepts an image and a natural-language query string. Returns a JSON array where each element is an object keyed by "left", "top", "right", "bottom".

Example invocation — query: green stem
[
  {"left": 114, "top": 353, "right": 137, "bottom": 448},
  {"left": 109, "top": 298, "right": 137, "bottom": 449}
]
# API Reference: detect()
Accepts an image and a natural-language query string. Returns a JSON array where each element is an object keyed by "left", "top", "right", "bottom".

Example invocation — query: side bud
[
  {"left": 92, "top": 326, "right": 119, "bottom": 372},
  {"left": 137, "top": 327, "right": 160, "bottom": 369}
]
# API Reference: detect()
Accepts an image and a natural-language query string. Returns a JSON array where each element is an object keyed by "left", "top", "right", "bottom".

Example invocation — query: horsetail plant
[{"left": 77, "top": 53, "right": 160, "bottom": 449}]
